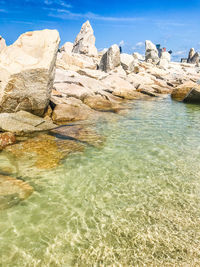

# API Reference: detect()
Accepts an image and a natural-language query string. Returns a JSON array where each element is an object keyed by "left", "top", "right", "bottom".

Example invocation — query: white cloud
[
  {"left": 131, "top": 41, "right": 145, "bottom": 50},
  {"left": 47, "top": 9, "right": 144, "bottom": 22},
  {"left": 173, "top": 50, "right": 186, "bottom": 56},
  {"left": 119, "top": 40, "right": 125, "bottom": 47},
  {"left": 0, "top": 8, "right": 7, "bottom": 13},
  {"left": 44, "top": 0, "right": 72, "bottom": 8}
]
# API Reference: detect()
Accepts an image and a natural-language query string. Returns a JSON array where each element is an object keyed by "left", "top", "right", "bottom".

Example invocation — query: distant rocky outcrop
[
  {"left": 72, "top": 21, "right": 98, "bottom": 57},
  {"left": 187, "top": 48, "right": 200, "bottom": 64},
  {"left": 0, "top": 29, "right": 60, "bottom": 116},
  {"left": 0, "top": 36, "right": 6, "bottom": 53},
  {"left": 99, "top": 44, "right": 121, "bottom": 72},
  {"left": 145, "top": 40, "right": 159, "bottom": 64}
]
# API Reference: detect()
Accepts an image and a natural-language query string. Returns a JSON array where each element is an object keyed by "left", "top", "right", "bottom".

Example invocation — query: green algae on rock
[{"left": 0, "top": 174, "right": 33, "bottom": 210}]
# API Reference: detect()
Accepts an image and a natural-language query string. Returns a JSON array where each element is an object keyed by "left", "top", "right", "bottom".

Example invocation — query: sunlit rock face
[
  {"left": 99, "top": 44, "right": 121, "bottom": 72},
  {"left": 0, "top": 29, "right": 60, "bottom": 116},
  {"left": 72, "top": 21, "right": 98, "bottom": 57},
  {"left": 145, "top": 40, "right": 159, "bottom": 64}
]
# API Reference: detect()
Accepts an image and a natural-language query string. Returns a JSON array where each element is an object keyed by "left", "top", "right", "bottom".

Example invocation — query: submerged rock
[
  {"left": 5, "top": 134, "right": 85, "bottom": 169},
  {"left": 72, "top": 21, "right": 98, "bottom": 57},
  {"left": 51, "top": 125, "right": 105, "bottom": 147},
  {"left": 0, "top": 29, "right": 60, "bottom": 116},
  {"left": 0, "top": 174, "right": 33, "bottom": 210},
  {"left": 99, "top": 44, "right": 121, "bottom": 72},
  {"left": 0, "top": 132, "right": 16, "bottom": 150},
  {"left": 0, "top": 110, "right": 56, "bottom": 135}
]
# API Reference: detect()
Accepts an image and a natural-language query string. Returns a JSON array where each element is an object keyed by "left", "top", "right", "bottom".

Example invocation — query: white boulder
[
  {"left": 72, "top": 21, "right": 98, "bottom": 57},
  {"left": 145, "top": 40, "right": 159, "bottom": 64},
  {"left": 99, "top": 44, "right": 121, "bottom": 72},
  {"left": 0, "top": 29, "right": 60, "bottom": 116}
]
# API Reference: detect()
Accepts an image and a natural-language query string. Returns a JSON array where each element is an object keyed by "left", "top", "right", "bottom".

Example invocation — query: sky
[{"left": 0, "top": 0, "right": 200, "bottom": 61}]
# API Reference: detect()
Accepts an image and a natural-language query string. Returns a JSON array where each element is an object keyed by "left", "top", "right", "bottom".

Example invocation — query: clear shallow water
[{"left": 1, "top": 97, "right": 200, "bottom": 266}]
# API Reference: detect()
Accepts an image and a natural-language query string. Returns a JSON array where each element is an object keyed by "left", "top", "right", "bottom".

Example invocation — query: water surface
[{"left": 1, "top": 97, "right": 200, "bottom": 266}]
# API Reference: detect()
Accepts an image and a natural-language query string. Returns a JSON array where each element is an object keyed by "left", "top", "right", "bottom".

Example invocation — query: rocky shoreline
[{"left": 0, "top": 20, "right": 200, "bottom": 209}]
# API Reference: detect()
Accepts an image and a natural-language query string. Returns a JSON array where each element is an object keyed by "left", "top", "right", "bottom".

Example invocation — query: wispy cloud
[
  {"left": 0, "top": 8, "right": 7, "bottom": 13},
  {"left": 44, "top": 0, "right": 72, "bottom": 8},
  {"left": 132, "top": 41, "right": 145, "bottom": 50},
  {"left": 47, "top": 9, "right": 144, "bottom": 22},
  {"left": 173, "top": 50, "right": 187, "bottom": 56},
  {"left": 119, "top": 40, "right": 125, "bottom": 46}
]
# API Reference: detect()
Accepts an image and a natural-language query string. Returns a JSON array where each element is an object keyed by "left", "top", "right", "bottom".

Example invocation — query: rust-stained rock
[
  {"left": 0, "top": 132, "right": 16, "bottom": 150},
  {"left": 0, "top": 174, "right": 33, "bottom": 210},
  {"left": 83, "top": 95, "right": 121, "bottom": 112},
  {"left": 5, "top": 134, "right": 85, "bottom": 169}
]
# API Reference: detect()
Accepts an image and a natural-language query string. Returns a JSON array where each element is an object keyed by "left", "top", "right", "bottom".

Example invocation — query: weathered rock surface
[
  {"left": 145, "top": 40, "right": 159, "bottom": 64},
  {"left": 187, "top": 48, "right": 195, "bottom": 63},
  {"left": 187, "top": 48, "right": 199, "bottom": 64},
  {"left": 120, "top": 53, "right": 137, "bottom": 72},
  {"left": 171, "top": 81, "right": 197, "bottom": 101},
  {"left": 0, "top": 110, "right": 56, "bottom": 134},
  {"left": 133, "top": 52, "right": 145, "bottom": 61},
  {"left": 0, "top": 174, "right": 33, "bottom": 210},
  {"left": 72, "top": 21, "right": 98, "bottom": 57},
  {"left": 0, "top": 29, "right": 60, "bottom": 115},
  {"left": 99, "top": 44, "right": 121, "bottom": 72},
  {"left": 183, "top": 85, "right": 200, "bottom": 103},
  {"left": 60, "top": 42, "right": 73, "bottom": 54},
  {"left": 57, "top": 52, "right": 97, "bottom": 70},
  {"left": 52, "top": 97, "right": 93, "bottom": 123},
  {"left": 0, "top": 36, "right": 6, "bottom": 53},
  {"left": 0, "top": 132, "right": 16, "bottom": 150}
]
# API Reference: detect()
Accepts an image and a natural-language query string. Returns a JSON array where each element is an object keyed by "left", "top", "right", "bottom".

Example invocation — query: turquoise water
[{"left": 1, "top": 97, "right": 200, "bottom": 266}]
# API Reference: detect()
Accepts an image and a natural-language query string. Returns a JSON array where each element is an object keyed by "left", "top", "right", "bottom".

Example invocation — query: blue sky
[{"left": 0, "top": 0, "right": 200, "bottom": 61}]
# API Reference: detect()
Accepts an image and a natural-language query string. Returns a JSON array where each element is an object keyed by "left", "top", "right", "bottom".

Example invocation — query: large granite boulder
[
  {"left": 72, "top": 21, "right": 98, "bottom": 57},
  {"left": 145, "top": 40, "right": 159, "bottom": 64},
  {"left": 0, "top": 110, "right": 56, "bottom": 134},
  {"left": 99, "top": 44, "right": 121, "bottom": 72},
  {"left": 0, "top": 29, "right": 60, "bottom": 116},
  {"left": 0, "top": 36, "right": 6, "bottom": 53},
  {"left": 120, "top": 53, "right": 137, "bottom": 72},
  {"left": 158, "top": 51, "right": 171, "bottom": 68}
]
